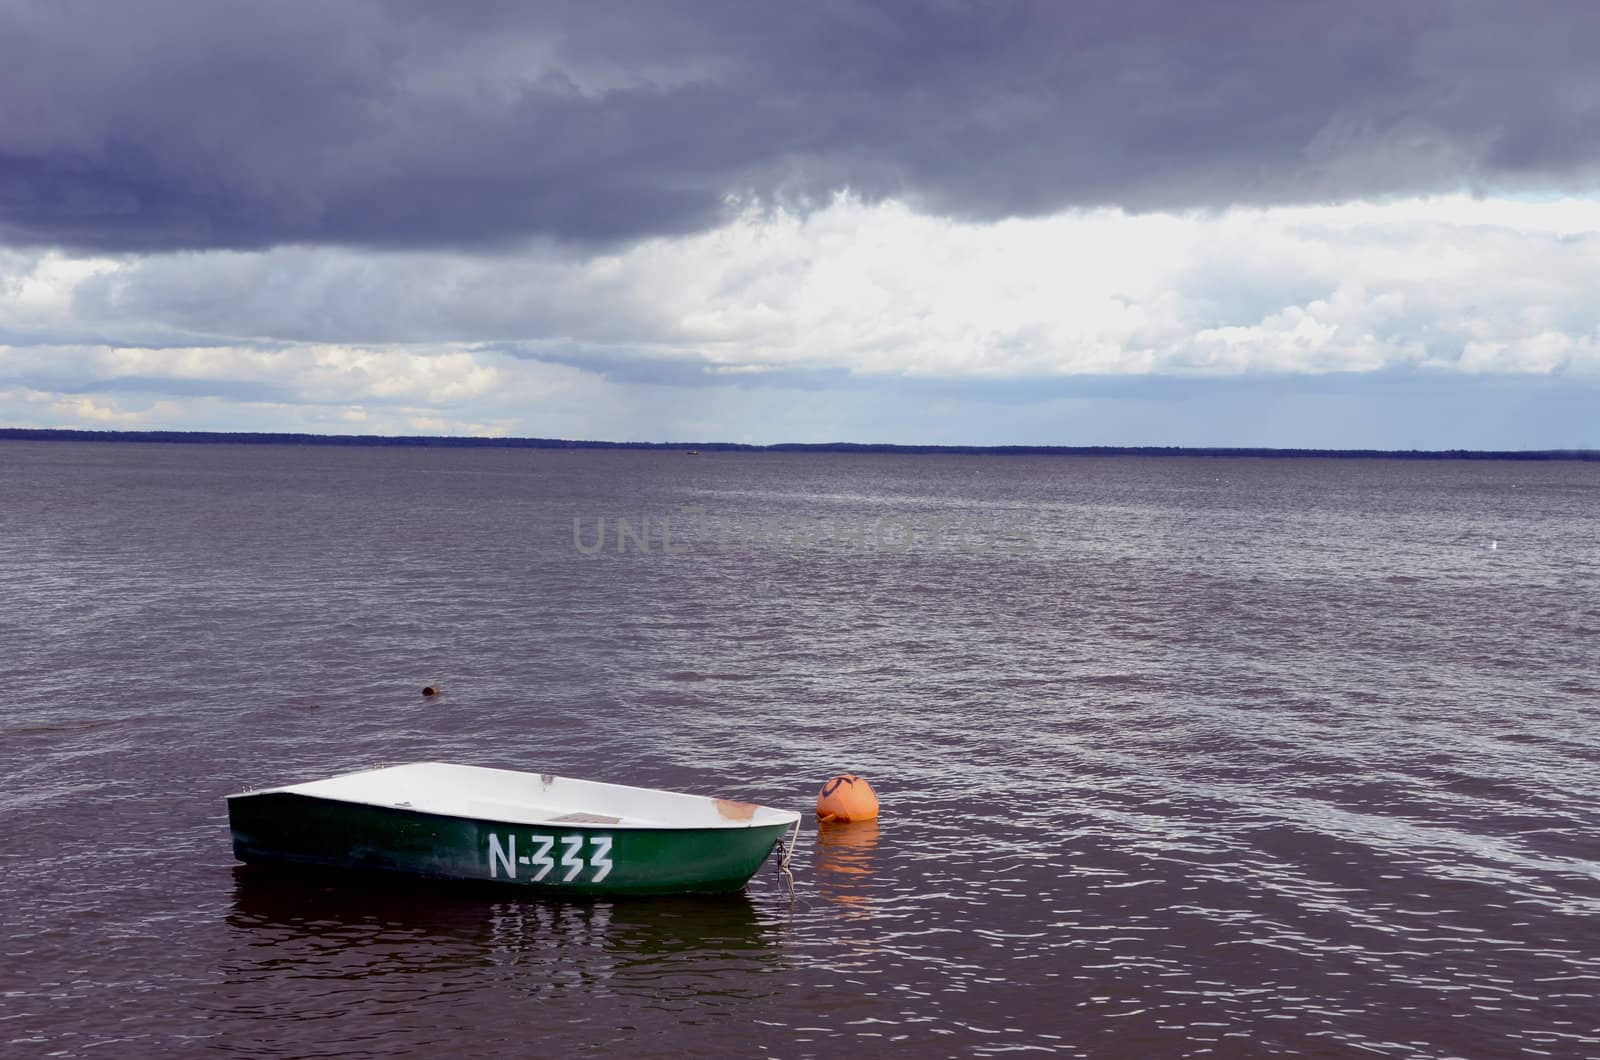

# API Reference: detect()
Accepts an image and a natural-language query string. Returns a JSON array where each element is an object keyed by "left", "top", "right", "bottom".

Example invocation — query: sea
[{"left": 2, "top": 440, "right": 1597, "bottom": 1058}]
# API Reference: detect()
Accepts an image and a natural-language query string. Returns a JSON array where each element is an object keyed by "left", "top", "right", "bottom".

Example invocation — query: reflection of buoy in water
[
  {"left": 815, "top": 818, "right": 880, "bottom": 910},
  {"left": 816, "top": 774, "right": 879, "bottom": 822},
  {"left": 422, "top": 685, "right": 441, "bottom": 697},
  {"left": 816, "top": 819, "right": 880, "bottom": 874}
]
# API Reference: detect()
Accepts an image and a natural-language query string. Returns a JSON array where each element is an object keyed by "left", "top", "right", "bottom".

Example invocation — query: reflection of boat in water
[
  {"left": 222, "top": 864, "right": 791, "bottom": 1013},
  {"left": 226, "top": 762, "right": 800, "bottom": 896},
  {"left": 228, "top": 863, "right": 782, "bottom": 959},
  {"left": 813, "top": 820, "right": 880, "bottom": 910}
]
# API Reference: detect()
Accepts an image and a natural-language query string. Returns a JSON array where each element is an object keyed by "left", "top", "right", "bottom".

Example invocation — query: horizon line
[{"left": 2, "top": 427, "right": 1597, "bottom": 461}]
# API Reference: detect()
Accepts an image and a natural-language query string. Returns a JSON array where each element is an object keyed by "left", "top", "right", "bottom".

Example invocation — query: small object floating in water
[
  {"left": 1489, "top": 539, "right": 1498, "bottom": 551},
  {"left": 816, "top": 774, "right": 879, "bottom": 823},
  {"left": 422, "top": 685, "right": 440, "bottom": 697},
  {"left": 226, "top": 762, "right": 801, "bottom": 896}
]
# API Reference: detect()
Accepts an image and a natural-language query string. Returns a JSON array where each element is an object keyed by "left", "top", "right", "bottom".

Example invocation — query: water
[{"left": 2, "top": 441, "right": 1597, "bottom": 1058}]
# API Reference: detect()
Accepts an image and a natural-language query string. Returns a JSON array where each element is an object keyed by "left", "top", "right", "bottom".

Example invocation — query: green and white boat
[{"left": 226, "top": 762, "right": 801, "bottom": 896}]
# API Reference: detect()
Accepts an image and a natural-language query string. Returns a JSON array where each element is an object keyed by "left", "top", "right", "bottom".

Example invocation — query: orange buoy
[{"left": 816, "top": 774, "right": 879, "bottom": 822}]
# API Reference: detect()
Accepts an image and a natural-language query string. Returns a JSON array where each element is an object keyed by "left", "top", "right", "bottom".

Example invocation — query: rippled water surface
[{"left": 3, "top": 441, "right": 1598, "bottom": 1058}]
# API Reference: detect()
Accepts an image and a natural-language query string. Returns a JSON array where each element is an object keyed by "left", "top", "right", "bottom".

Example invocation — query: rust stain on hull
[{"left": 713, "top": 798, "right": 758, "bottom": 821}]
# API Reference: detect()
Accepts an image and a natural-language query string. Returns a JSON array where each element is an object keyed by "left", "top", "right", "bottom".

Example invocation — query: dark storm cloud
[{"left": 3, "top": 0, "right": 1598, "bottom": 252}]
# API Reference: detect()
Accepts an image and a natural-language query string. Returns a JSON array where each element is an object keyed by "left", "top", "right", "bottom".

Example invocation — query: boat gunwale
[
  {"left": 227, "top": 790, "right": 801, "bottom": 833},
  {"left": 225, "top": 762, "right": 803, "bottom": 832}
]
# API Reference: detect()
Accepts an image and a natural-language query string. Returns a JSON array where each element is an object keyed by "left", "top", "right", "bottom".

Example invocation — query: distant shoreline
[{"left": 1, "top": 427, "right": 1595, "bottom": 461}]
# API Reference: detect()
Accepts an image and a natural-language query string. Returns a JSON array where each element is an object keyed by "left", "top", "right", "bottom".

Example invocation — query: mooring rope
[{"left": 772, "top": 818, "right": 801, "bottom": 900}]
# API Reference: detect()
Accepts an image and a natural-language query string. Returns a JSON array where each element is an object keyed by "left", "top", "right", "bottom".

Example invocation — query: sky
[{"left": 2, "top": 1, "right": 1599, "bottom": 449}]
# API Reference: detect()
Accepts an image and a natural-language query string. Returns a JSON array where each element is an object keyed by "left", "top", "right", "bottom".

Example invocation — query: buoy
[
  {"left": 422, "top": 685, "right": 440, "bottom": 697},
  {"left": 816, "top": 774, "right": 879, "bottom": 822}
]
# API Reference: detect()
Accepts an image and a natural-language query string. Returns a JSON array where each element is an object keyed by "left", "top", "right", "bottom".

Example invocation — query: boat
[{"left": 226, "top": 762, "right": 801, "bottom": 896}]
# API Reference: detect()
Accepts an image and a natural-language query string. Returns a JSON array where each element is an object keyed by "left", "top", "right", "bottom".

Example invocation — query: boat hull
[{"left": 228, "top": 792, "right": 792, "bottom": 896}]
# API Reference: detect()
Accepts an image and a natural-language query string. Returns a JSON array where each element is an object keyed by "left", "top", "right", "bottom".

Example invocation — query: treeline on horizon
[{"left": 1, "top": 427, "right": 1595, "bottom": 461}]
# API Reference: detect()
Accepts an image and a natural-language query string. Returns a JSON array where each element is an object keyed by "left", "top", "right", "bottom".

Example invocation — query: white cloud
[
  {"left": 49, "top": 394, "right": 174, "bottom": 425},
  {"left": 2, "top": 192, "right": 1599, "bottom": 443},
  {"left": 8, "top": 192, "right": 1600, "bottom": 384},
  {"left": 0, "top": 341, "right": 553, "bottom": 406}
]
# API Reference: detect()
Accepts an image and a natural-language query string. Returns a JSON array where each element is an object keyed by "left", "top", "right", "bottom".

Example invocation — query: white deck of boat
[{"left": 229, "top": 762, "right": 800, "bottom": 830}]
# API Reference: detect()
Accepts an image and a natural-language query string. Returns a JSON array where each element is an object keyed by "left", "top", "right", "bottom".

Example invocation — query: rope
[{"left": 772, "top": 818, "right": 801, "bottom": 900}]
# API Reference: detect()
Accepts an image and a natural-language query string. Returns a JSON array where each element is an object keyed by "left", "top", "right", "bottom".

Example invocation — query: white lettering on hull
[
  {"left": 488, "top": 832, "right": 615, "bottom": 883},
  {"left": 560, "top": 835, "right": 585, "bottom": 881},
  {"left": 489, "top": 833, "right": 516, "bottom": 879},
  {"left": 529, "top": 835, "right": 554, "bottom": 881},
  {"left": 590, "top": 836, "right": 613, "bottom": 882}
]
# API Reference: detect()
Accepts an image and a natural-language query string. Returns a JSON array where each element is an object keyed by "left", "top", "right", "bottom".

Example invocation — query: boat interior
[{"left": 229, "top": 762, "right": 800, "bottom": 830}]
